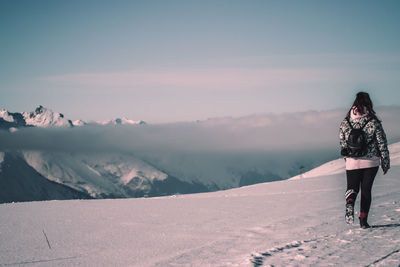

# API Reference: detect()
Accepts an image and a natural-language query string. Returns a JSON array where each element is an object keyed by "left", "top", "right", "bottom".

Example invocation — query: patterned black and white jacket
[{"left": 339, "top": 112, "right": 390, "bottom": 173}]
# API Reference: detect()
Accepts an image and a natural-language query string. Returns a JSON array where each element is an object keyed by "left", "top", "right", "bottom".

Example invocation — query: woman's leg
[
  {"left": 346, "top": 169, "right": 362, "bottom": 204},
  {"left": 345, "top": 169, "right": 362, "bottom": 224},
  {"left": 360, "top": 166, "right": 379, "bottom": 215}
]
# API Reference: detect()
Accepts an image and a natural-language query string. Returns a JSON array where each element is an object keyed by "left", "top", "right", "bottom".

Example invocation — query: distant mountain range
[{"left": 0, "top": 105, "right": 145, "bottom": 130}]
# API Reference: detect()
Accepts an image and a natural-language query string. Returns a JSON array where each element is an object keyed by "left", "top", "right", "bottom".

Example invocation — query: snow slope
[
  {"left": 1, "top": 144, "right": 400, "bottom": 266},
  {"left": 0, "top": 152, "right": 91, "bottom": 203},
  {"left": 289, "top": 158, "right": 345, "bottom": 180},
  {"left": 22, "top": 151, "right": 168, "bottom": 198}
]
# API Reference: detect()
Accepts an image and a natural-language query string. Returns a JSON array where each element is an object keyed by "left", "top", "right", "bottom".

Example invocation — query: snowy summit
[
  {"left": 22, "top": 105, "right": 73, "bottom": 128},
  {"left": 97, "top": 117, "right": 146, "bottom": 126}
]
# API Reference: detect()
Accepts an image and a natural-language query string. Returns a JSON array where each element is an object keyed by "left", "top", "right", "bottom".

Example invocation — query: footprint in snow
[{"left": 250, "top": 224, "right": 400, "bottom": 267}]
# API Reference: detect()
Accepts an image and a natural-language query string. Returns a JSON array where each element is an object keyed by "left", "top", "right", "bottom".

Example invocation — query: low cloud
[{"left": 1, "top": 107, "right": 399, "bottom": 154}]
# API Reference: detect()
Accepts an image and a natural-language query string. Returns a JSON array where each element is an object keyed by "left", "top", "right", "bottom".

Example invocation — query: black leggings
[{"left": 346, "top": 166, "right": 379, "bottom": 214}]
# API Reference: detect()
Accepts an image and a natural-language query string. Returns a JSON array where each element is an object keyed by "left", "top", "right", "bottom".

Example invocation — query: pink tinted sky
[{"left": 1, "top": 1, "right": 400, "bottom": 123}]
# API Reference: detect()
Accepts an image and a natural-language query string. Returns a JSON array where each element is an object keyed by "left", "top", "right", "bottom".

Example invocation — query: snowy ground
[{"left": 1, "top": 144, "right": 400, "bottom": 266}]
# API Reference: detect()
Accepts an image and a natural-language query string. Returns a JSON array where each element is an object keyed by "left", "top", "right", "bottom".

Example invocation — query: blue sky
[{"left": 1, "top": 0, "right": 400, "bottom": 123}]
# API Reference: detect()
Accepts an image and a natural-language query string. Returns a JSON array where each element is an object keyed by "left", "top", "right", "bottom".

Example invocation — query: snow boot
[
  {"left": 345, "top": 189, "right": 357, "bottom": 224},
  {"left": 359, "top": 217, "right": 370, "bottom": 229},
  {"left": 359, "top": 212, "right": 370, "bottom": 229},
  {"left": 345, "top": 203, "right": 354, "bottom": 224}
]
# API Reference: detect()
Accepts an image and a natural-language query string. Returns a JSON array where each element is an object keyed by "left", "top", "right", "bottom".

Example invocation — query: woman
[{"left": 339, "top": 92, "right": 390, "bottom": 228}]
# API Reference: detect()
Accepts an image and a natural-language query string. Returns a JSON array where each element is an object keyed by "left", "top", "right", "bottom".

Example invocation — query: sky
[{"left": 1, "top": 0, "right": 400, "bottom": 123}]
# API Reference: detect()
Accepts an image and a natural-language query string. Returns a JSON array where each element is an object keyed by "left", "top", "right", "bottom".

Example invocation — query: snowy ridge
[
  {"left": 72, "top": 119, "right": 86, "bottom": 127},
  {"left": 290, "top": 158, "right": 345, "bottom": 180},
  {"left": 97, "top": 117, "right": 146, "bottom": 126},
  {"left": 22, "top": 105, "right": 73, "bottom": 128},
  {"left": 291, "top": 142, "right": 400, "bottom": 180},
  {"left": 0, "top": 109, "right": 26, "bottom": 128},
  {"left": 22, "top": 151, "right": 168, "bottom": 198},
  {"left": 0, "top": 109, "right": 14, "bottom": 122},
  {"left": 1, "top": 106, "right": 145, "bottom": 129}
]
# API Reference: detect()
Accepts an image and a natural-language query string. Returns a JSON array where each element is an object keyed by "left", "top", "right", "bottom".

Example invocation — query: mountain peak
[
  {"left": 0, "top": 109, "right": 14, "bottom": 122},
  {"left": 97, "top": 117, "right": 146, "bottom": 126},
  {"left": 0, "top": 109, "right": 27, "bottom": 129},
  {"left": 34, "top": 105, "right": 45, "bottom": 115},
  {"left": 23, "top": 106, "right": 72, "bottom": 128}
]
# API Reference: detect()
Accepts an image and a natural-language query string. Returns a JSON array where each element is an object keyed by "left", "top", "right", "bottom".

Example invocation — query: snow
[
  {"left": 22, "top": 106, "right": 72, "bottom": 128},
  {"left": 97, "top": 117, "right": 145, "bottom": 126},
  {"left": 0, "top": 106, "right": 147, "bottom": 129},
  {"left": 0, "top": 109, "right": 14, "bottom": 122},
  {"left": 22, "top": 151, "right": 168, "bottom": 197},
  {"left": 0, "top": 152, "right": 4, "bottom": 165},
  {"left": 72, "top": 120, "right": 86, "bottom": 127},
  {"left": 290, "top": 158, "right": 345, "bottom": 180},
  {"left": 389, "top": 141, "right": 400, "bottom": 166},
  {"left": 1, "top": 144, "right": 400, "bottom": 266}
]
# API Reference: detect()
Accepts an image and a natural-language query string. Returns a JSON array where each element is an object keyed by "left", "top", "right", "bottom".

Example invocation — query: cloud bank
[{"left": 1, "top": 107, "right": 399, "bottom": 154}]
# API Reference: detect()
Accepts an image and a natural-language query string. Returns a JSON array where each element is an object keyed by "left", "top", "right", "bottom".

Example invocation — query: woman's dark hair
[{"left": 347, "top": 91, "right": 380, "bottom": 122}]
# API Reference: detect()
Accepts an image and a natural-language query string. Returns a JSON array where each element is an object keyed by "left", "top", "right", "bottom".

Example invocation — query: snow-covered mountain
[
  {"left": 1, "top": 142, "right": 400, "bottom": 266},
  {"left": 21, "top": 151, "right": 169, "bottom": 198},
  {"left": 0, "top": 150, "right": 218, "bottom": 202},
  {"left": 72, "top": 119, "right": 86, "bottom": 127},
  {"left": 1, "top": 143, "right": 330, "bottom": 203},
  {"left": 97, "top": 117, "right": 146, "bottom": 126},
  {"left": 22, "top": 105, "right": 73, "bottom": 128},
  {"left": 0, "top": 109, "right": 27, "bottom": 129},
  {"left": 1, "top": 106, "right": 74, "bottom": 129},
  {"left": 0, "top": 106, "right": 145, "bottom": 130},
  {"left": 0, "top": 152, "right": 91, "bottom": 203}
]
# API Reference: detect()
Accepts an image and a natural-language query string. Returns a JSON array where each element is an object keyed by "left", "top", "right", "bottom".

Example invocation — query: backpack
[{"left": 341, "top": 117, "right": 373, "bottom": 157}]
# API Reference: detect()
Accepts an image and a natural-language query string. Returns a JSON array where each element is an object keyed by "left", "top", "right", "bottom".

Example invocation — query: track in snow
[{"left": 250, "top": 201, "right": 400, "bottom": 267}]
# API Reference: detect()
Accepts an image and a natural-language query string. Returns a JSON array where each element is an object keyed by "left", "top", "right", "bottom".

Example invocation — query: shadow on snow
[{"left": 371, "top": 223, "right": 400, "bottom": 229}]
